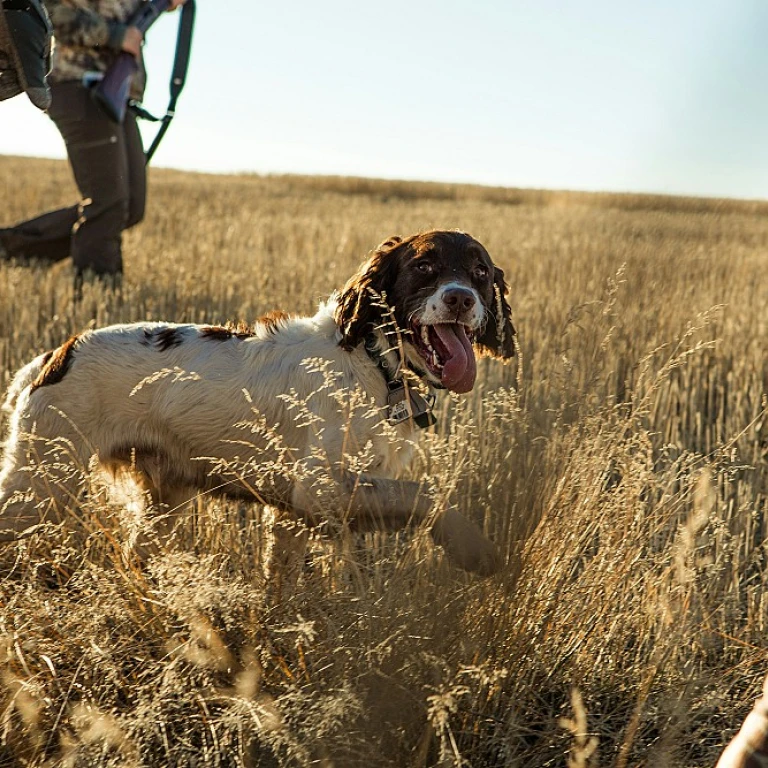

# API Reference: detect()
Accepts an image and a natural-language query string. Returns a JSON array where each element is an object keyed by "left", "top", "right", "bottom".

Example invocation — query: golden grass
[{"left": 1, "top": 155, "right": 768, "bottom": 766}]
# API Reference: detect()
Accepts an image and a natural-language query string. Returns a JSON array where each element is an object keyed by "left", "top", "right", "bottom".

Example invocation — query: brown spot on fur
[
  {"left": 199, "top": 326, "right": 231, "bottom": 342},
  {"left": 152, "top": 326, "right": 184, "bottom": 351},
  {"left": 200, "top": 321, "right": 254, "bottom": 342},
  {"left": 201, "top": 313, "right": 290, "bottom": 341},
  {"left": 256, "top": 310, "right": 291, "bottom": 334},
  {"left": 30, "top": 335, "right": 80, "bottom": 392}
]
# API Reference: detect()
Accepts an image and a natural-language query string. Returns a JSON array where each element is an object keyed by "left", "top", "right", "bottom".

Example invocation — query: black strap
[
  {"left": 142, "top": 0, "right": 195, "bottom": 164},
  {"left": 364, "top": 333, "right": 437, "bottom": 429}
]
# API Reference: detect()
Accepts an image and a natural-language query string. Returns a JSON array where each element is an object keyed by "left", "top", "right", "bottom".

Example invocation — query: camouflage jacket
[{"left": 44, "top": 0, "right": 146, "bottom": 100}]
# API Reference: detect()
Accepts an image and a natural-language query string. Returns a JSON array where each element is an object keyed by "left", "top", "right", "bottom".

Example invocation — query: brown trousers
[{"left": 3, "top": 80, "right": 146, "bottom": 276}]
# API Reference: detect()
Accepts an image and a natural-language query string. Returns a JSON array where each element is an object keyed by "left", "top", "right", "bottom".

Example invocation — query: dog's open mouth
[{"left": 411, "top": 320, "right": 477, "bottom": 393}]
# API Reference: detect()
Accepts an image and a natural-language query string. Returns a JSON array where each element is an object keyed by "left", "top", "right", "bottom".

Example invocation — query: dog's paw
[{"left": 430, "top": 507, "right": 501, "bottom": 576}]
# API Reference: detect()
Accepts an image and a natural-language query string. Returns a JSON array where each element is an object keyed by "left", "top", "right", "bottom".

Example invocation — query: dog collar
[
  {"left": 364, "top": 333, "right": 437, "bottom": 429},
  {"left": 386, "top": 380, "right": 437, "bottom": 429}
]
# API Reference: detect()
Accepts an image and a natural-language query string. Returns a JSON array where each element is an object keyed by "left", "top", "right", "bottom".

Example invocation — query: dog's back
[{"left": 0, "top": 308, "right": 393, "bottom": 543}]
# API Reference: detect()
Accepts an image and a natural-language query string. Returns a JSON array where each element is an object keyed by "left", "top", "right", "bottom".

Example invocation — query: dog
[{"left": 0, "top": 230, "right": 516, "bottom": 577}]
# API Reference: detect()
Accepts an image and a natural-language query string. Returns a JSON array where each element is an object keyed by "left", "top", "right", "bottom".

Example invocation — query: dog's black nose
[{"left": 442, "top": 286, "right": 476, "bottom": 311}]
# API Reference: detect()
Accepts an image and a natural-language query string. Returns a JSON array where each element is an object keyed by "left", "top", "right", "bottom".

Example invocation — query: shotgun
[{"left": 91, "top": 0, "right": 171, "bottom": 123}]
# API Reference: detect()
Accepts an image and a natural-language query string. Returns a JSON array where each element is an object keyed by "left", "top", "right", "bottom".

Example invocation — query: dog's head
[{"left": 335, "top": 230, "right": 516, "bottom": 394}]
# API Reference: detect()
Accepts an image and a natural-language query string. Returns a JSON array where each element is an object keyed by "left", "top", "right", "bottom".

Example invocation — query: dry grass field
[{"left": 1, "top": 154, "right": 768, "bottom": 767}]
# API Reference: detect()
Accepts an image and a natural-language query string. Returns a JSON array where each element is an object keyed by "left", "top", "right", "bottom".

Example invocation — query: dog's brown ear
[
  {"left": 475, "top": 266, "right": 517, "bottom": 359},
  {"left": 335, "top": 236, "right": 407, "bottom": 350}
]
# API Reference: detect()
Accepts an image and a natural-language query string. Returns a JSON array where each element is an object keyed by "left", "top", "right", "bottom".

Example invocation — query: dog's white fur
[
  {"left": 0, "top": 231, "right": 514, "bottom": 577},
  {"left": 0, "top": 302, "right": 495, "bottom": 574}
]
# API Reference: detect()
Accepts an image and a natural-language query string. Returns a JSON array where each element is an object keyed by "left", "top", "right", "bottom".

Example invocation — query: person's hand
[{"left": 121, "top": 26, "right": 143, "bottom": 58}]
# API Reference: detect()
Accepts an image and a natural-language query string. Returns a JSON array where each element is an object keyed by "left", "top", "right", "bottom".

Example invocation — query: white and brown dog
[{"left": 0, "top": 230, "right": 516, "bottom": 576}]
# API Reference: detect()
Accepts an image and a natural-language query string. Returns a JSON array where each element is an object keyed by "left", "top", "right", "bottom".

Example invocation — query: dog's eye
[
  {"left": 416, "top": 261, "right": 434, "bottom": 275},
  {"left": 474, "top": 264, "right": 490, "bottom": 280}
]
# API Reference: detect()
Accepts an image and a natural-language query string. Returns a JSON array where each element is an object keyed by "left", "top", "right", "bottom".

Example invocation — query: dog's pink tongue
[{"left": 433, "top": 324, "right": 476, "bottom": 393}]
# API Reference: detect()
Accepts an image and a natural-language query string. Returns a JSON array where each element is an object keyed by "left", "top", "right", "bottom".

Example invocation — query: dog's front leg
[
  {"left": 428, "top": 505, "right": 501, "bottom": 576},
  {"left": 290, "top": 472, "right": 500, "bottom": 576}
]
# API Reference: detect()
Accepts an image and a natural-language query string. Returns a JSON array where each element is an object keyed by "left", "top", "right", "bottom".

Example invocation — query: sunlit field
[{"left": 1, "top": 155, "right": 768, "bottom": 767}]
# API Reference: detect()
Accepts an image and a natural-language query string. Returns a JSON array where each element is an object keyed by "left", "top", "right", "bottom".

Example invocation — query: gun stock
[{"left": 91, "top": 0, "right": 171, "bottom": 123}]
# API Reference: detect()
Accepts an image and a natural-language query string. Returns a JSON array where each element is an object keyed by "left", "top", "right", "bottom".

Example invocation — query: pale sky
[{"left": 2, "top": 0, "right": 767, "bottom": 199}]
